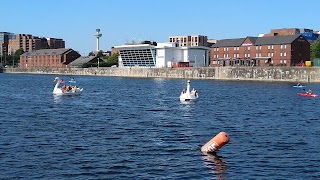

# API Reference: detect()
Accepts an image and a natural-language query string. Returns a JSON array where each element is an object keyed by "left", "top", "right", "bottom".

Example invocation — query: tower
[{"left": 94, "top": 29, "right": 102, "bottom": 52}]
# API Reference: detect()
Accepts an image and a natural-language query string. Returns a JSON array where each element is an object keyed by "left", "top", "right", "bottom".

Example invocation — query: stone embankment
[{"left": 3, "top": 67, "right": 320, "bottom": 83}]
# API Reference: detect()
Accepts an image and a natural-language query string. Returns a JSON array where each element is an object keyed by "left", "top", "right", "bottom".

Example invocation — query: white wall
[
  {"left": 156, "top": 48, "right": 166, "bottom": 68},
  {"left": 154, "top": 45, "right": 209, "bottom": 68}
]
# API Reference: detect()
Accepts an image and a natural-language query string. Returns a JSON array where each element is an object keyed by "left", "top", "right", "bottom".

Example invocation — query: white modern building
[{"left": 114, "top": 42, "right": 210, "bottom": 68}]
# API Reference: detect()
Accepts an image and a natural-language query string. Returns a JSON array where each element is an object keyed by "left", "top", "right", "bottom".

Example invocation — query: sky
[{"left": 1, "top": 0, "right": 319, "bottom": 55}]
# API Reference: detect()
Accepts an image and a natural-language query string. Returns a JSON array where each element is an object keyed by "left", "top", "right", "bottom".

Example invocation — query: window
[
  {"left": 224, "top": 48, "right": 226, "bottom": 51},
  {"left": 280, "top": 60, "right": 283, "bottom": 63},
  {"left": 256, "top": 46, "right": 258, "bottom": 50},
  {"left": 226, "top": 47, "right": 229, "bottom": 51},
  {"left": 234, "top": 47, "right": 236, "bottom": 51},
  {"left": 214, "top": 55, "right": 216, "bottom": 58},
  {"left": 234, "top": 54, "right": 236, "bottom": 58},
  {"left": 245, "top": 54, "right": 247, "bottom": 57},
  {"left": 284, "top": 60, "right": 287, "bottom": 64},
  {"left": 217, "top": 55, "right": 219, "bottom": 58},
  {"left": 255, "top": 53, "right": 258, "bottom": 57},
  {"left": 259, "top": 46, "right": 262, "bottom": 50},
  {"left": 259, "top": 53, "right": 261, "bottom": 57},
  {"left": 217, "top": 48, "right": 219, "bottom": 51},
  {"left": 248, "top": 54, "right": 250, "bottom": 58},
  {"left": 268, "top": 53, "right": 270, "bottom": 57},
  {"left": 268, "top": 45, "right": 270, "bottom": 50},
  {"left": 284, "top": 45, "right": 287, "bottom": 49},
  {"left": 271, "top": 52, "right": 274, "bottom": 57},
  {"left": 248, "top": 46, "right": 250, "bottom": 50},
  {"left": 237, "top": 54, "right": 239, "bottom": 58},
  {"left": 284, "top": 52, "right": 287, "bottom": 56},
  {"left": 237, "top": 47, "right": 239, "bottom": 50},
  {"left": 280, "top": 45, "right": 283, "bottom": 49},
  {"left": 271, "top": 45, "right": 274, "bottom": 49},
  {"left": 280, "top": 52, "right": 282, "bottom": 57}
]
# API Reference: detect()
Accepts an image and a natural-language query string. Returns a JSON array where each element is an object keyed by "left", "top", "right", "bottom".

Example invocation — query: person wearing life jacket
[{"left": 307, "top": 89, "right": 313, "bottom": 95}]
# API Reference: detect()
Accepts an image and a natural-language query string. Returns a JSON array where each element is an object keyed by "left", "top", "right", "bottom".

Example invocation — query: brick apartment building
[
  {"left": 20, "top": 48, "right": 80, "bottom": 68},
  {"left": 0, "top": 32, "right": 65, "bottom": 56},
  {"left": 211, "top": 34, "right": 310, "bottom": 67}
]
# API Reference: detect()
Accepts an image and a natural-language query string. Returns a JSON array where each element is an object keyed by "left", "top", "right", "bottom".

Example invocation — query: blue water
[{"left": 0, "top": 73, "right": 319, "bottom": 179}]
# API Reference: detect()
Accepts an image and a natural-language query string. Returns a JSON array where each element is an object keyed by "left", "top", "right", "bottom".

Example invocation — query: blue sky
[{"left": 1, "top": 0, "right": 319, "bottom": 55}]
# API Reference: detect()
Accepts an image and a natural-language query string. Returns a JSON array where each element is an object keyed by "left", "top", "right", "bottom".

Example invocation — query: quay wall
[{"left": 3, "top": 67, "right": 320, "bottom": 83}]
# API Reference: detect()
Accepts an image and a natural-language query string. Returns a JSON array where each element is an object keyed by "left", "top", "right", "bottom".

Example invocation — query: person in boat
[
  {"left": 62, "top": 85, "right": 66, "bottom": 93},
  {"left": 297, "top": 83, "right": 301, "bottom": 86},
  {"left": 181, "top": 89, "right": 186, "bottom": 94},
  {"left": 70, "top": 77, "right": 75, "bottom": 82},
  {"left": 307, "top": 89, "right": 313, "bottom": 94}
]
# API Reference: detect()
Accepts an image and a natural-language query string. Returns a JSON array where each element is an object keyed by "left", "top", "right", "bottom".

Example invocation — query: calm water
[{"left": 0, "top": 73, "right": 319, "bottom": 179}]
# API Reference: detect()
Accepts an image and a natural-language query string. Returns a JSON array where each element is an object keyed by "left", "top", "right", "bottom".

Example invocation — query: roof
[
  {"left": 20, "top": 48, "right": 73, "bottom": 56},
  {"left": 212, "top": 38, "right": 246, "bottom": 47},
  {"left": 254, "top": 34, "right": 301, "bottom": 45},
  {"left": 212, "top": 34, "right": 304, "bottom": 47},
  {"left": 68, "top": 56, "right": 98, "bottom": 66}
]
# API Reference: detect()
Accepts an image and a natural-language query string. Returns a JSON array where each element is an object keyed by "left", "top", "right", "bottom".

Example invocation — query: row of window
[
  {"left": 213, "top": 44, "right": 288, "bottom": 51},
  {"left": 213, "top": 52, "right": 287, "bottom": 58}
]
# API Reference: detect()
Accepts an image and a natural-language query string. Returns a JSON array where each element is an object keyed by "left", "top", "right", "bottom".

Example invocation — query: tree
[
  {"left": 88, "top": 51, "right": 95, "bottom": 56},
  {"left": 310, "top": 39, "right": 320, "bottom": 61}
]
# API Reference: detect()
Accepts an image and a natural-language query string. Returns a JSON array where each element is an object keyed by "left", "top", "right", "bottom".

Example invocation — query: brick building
[
  {"left": 1, "top": 32, "right": 65, "bottom": 56},
  {"left": 211, "top": 34, "right": 310, "bottom": 67},
  {"left": 20, "top": 48, "right": 80, "bottom": 68}
]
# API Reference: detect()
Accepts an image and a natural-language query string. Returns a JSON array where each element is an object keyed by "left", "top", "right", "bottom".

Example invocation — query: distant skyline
[{"left": 1, "top": 0, "right": 319, "bottom": 55}]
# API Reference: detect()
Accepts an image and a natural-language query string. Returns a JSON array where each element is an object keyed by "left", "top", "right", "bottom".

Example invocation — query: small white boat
[
  {"left": 180, "top": 80, "right": 198, "bottom": 102},
  {"left": 53, "top": 77, "right": 83, "bottom": 95}
]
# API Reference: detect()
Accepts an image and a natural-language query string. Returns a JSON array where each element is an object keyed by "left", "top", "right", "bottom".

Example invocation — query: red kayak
[{"left": 297, "top": 93, "right": 319, "bottom": 97}]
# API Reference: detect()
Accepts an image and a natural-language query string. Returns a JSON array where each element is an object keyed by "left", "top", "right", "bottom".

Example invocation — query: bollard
[{"left": 201, "top": 132, "right": 230, "bottom": 153}]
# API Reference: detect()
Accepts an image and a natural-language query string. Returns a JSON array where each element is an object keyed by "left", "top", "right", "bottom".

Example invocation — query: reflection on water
[
  {"left": 53, "top": 94, "right": 62, "bottom": 103},
  {"left": 202, "top": 152, "right": 228, "bottom": 180}
]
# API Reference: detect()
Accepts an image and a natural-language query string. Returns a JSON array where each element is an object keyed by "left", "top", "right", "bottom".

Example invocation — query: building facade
[
  {"left": 1, "top": 32, "right": 65, "bottom": 56},
  {"left": 0, "top": 32, "right": 15, "bottom": 56},
  {"left": 114, "top": 42, "right": 210, "bottom": 68},
  {"left": 169, "top": 35, "right": 208, "bottom": 47},
  {"left": 211, "top": 34, "right": 310, "bottom": 67},
  {"left": 264, "top": 28, "right": 319, "bottom": 42},
  {"left": 20, "top": 48, "right": 80, "bottom": 68}
]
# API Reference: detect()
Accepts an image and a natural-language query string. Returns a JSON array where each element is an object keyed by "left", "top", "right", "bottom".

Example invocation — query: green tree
[
  {"left": 96, "top": 50, "right": 103, "bottom": 58},
  {"left": 311, "top": 39, "right": 320, "bottom": 61},
  {"left": 88, "top": 51, "right": 95, "bottom": 56}
]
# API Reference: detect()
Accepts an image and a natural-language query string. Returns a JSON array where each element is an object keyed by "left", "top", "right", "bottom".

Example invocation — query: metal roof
[
  {"left": 212, "top": 38, "right": 246, "bottom": 47},
  {"left": 20, "top": 48, "right": 72, "bottom": 56},
  {"left": 68, "top": 56, "right": 98, "bottom": 66},
  {"left": 212, "top": 34, "right": 304, "bottom": 47}
]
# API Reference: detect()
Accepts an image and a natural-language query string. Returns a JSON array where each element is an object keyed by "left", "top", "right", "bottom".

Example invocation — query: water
[{"left": 0, "top": 73, "right": 319, "bottom": 179}]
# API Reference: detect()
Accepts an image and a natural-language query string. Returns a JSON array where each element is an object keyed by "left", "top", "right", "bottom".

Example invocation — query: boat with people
[
  {"left": 69, "top": 77, "right": 77, "bottom": 85},
  {"left": 53, "top": 77, "right": 83, "bottom": 95},
  {"left": 297, "top": 89, "right": 318, "bottom": 97},
  {"left": 180, "top": 80, "right": 198, "bottom": 102},
  {"left": 293, "top": 83, "right": 306, "bottom": 88},
  {"left": 297, "top": 93, "right": 318, "bottom": 97}
]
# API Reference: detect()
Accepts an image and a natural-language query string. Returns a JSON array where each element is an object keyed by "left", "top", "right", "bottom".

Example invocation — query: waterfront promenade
[{"left": 3, "top": 66, "right": 320, "bottom": 83}]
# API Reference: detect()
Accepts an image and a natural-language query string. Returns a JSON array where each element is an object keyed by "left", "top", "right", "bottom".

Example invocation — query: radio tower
[{"left": 94, "top": 29, "right": 102, "bottom": 52}]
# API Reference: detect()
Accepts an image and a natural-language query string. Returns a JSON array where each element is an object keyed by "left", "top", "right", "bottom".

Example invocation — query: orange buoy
[{"left": 201, "top": 132, "right": 230, "bottom": 153}]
